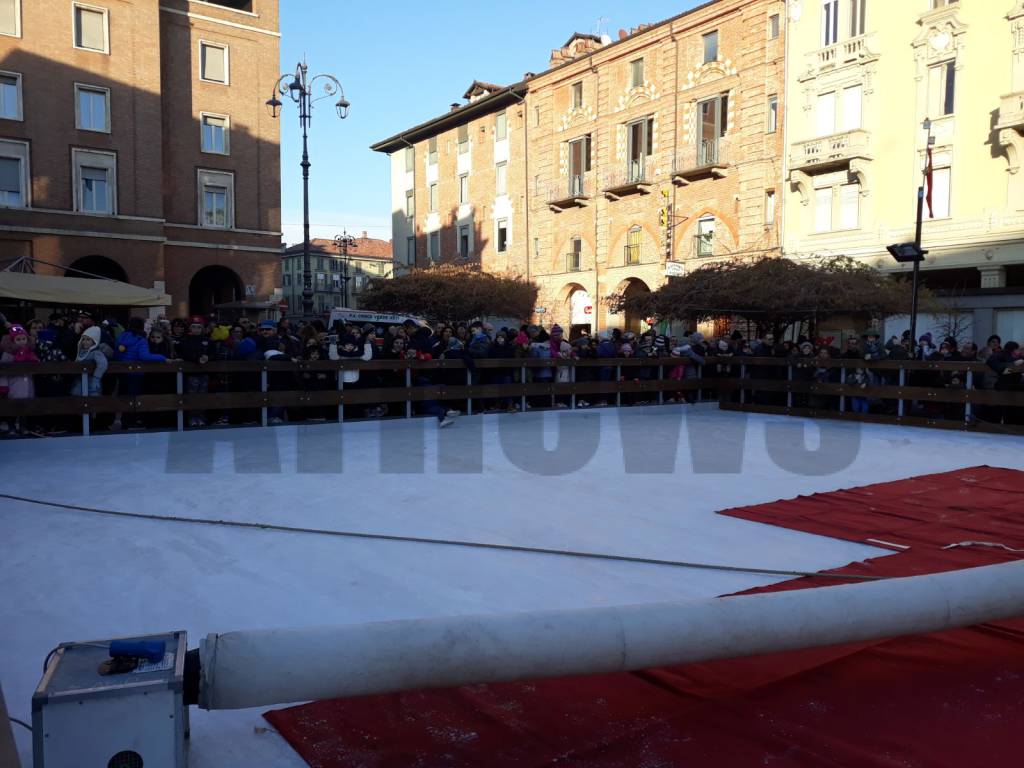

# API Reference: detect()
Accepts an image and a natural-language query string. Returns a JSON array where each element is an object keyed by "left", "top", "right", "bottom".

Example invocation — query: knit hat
[
  {"left": 863, "top": 328, "right": 880, "bottom": 339},
  {"left": 690, "top": 332, "right": 705, "bottom": 344},
  {"left": 622, "top": 331, "right": 636, "bottom": 341},
  {"left": 551, "top": 324, "right": 563, "bottom": 337},
  {"left": 598, "top": 330, "right": 611, "bottom": 341},
  {"left": 799, "top": 341, "right": 814, "bottom": 351},
  {"left": 655, "top": 334, "right": 668, "bottom": 348},
  {"left": 259, "top": 320, "right": 276, "bottom": 330},
  {"left": 9, "top": 324, "right": 27, "bottom": 339},
  {"left": 718, "top": 339, "right": 731, "bottom": 351},
  {"left": 189, "top": 315, "right": 206, "bottom": 326},
  {"left": 210, "top": 325, "right": 230, "bottom": 342},
  {"left": 619, "top": 343, "right": 633, "bottom": 355}
]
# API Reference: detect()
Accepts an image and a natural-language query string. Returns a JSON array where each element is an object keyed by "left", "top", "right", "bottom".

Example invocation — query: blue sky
[{"left": 277, "top": 0, "right": 702, "bottom": 246}]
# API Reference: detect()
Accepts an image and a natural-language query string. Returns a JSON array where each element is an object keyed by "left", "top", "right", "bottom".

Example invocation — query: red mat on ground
[{"left": 264, "top": 466, "right": 1024, "bottom": 768}]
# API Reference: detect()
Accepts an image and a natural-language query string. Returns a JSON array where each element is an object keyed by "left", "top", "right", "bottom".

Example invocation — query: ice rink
[{"left": 2, "top": 404, "right": 1022, "bottom": 767}]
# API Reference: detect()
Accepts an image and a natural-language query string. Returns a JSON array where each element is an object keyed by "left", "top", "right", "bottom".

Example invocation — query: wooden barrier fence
[{"left": 0, "top": 356, "right": 1022, "bottom": 437}]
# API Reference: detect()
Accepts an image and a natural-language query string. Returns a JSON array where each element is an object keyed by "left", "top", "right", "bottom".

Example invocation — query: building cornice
[
  {"left": 166, "top": 239, "right": 283, "bottom": 253},
  {"left": 370, "top": 83, "right": 529, "bottom": 153},
  {"left": 159, "top": 6, "right": 279, "bottom": 38},
  {"left": 0, "top": 224, "right": 165, "bottom": 242}
]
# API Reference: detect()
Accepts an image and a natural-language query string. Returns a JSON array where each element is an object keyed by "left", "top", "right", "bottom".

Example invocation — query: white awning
[{"left": 0, "top": 271, "right": 171, "bottom": 306}]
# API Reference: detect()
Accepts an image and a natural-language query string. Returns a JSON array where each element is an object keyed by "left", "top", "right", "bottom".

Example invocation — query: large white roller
[{"left": 198, "top": 559, "right": 1024, "bottom": 710}]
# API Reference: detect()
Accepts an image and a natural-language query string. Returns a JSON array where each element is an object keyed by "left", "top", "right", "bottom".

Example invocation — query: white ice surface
[{"left": 2, "top": 405, "right": 1022, "bottom": 766}]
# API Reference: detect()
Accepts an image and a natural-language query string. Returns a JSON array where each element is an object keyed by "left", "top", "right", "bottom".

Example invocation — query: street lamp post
[
  {"left": 887, "top": 118, "right": 933, "bottom": 349},
  {"left": 333, "top": 231, "right": 357, "bottom": 309},
  {"left": 266, "top": 60, "right": 349, "bottom": 320}
]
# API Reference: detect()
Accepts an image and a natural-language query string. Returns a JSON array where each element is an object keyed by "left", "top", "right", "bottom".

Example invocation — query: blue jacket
[{"left": 115, "top": 331, "right": 167, "bottom": 362}]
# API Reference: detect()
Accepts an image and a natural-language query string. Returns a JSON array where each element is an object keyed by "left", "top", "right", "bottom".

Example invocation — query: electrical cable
[
  {"left": 8, "top": 716, "right": 31, "bottom": 732},
  {"left": 0, "top": 492, "right": 881, "bottom": 582}
]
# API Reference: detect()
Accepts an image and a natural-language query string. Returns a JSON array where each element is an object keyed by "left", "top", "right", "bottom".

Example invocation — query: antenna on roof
[{"left": 594, "top": 16, "right": 608, "bottom": 37}]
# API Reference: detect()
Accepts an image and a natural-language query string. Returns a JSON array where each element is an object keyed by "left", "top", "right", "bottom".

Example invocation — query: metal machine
[{"left": 31, "top": 631, "right": 188, "bottom": 768}]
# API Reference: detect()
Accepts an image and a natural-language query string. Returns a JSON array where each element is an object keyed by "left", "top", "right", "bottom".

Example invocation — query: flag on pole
[{"left": 924, "top": 145, "right": 935, "bottom": 219}]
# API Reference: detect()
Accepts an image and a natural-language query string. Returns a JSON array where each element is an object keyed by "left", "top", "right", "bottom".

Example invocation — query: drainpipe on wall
[
  {"left": 592, "top": 61, "right": 602, "bottom": 333},
  {"left": 779, "top": 3, "right": 791, "bottom": 259}
]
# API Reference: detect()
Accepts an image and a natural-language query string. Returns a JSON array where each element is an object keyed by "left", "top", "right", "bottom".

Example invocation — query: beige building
[
  {"left": 281, "top": 235, "right": 393, "bottom": 314},
  {"left": 783, "top": 0, "right": 1024, "bottom": 343},
  {"left": 374, "top": 0, "right": 786, "bottom": 333}
]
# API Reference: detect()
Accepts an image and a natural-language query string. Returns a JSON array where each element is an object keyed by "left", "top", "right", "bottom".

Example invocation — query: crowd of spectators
[{"left": 1, "top": 310, "right": 1022, "bottom": 435}]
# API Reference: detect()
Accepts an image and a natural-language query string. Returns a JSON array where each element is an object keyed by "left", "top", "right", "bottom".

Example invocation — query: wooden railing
[{"left": 1, "top": 357, "right": 1022, "bottom": 437}]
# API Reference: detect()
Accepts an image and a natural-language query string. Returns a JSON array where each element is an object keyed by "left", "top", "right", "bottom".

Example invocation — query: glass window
[
  {"left": 459, "top": 173, "right": 468, "bottom": 203},
  {"left": 200, "top": 42, "right": 228, "bottom": 84},
  {"left": 630, "top": 58, "right": 644, "bottom": 89},
  {"left": 821, "top": 0, "right": 839, "bottom": 47},
  {"left": 73, "top": 149, "right": 115, "bottom": 214},
  {"left": 626, "top": 226, "right": 643, "bottom": 264},
  {"left": 428, "top": 182, "right": 437, "bottom": 212},
  {"left": 0, "top": 155, "right": 23, "bottom": 207},
  {"left": 495, "top": 111, "right": 507, "bottom": 141},
  {"left": 80, "top": 166, "right": 110, "bottom": 213},
  {"left": 404, "top": 146, "right": 414, "bottom": 172},
  {"left": 198, "top": 169, "right": 233, "bottom": 228},
  {"left": 0, "top": 0, "right": 20, "bottom": 38},
  {"left": 0, "top": 73, "right": 20, "bottom": 120},
  {"left": 201, "top": 114, "right": 228, "bottom": 154},
  {"left": 497, "top": 219, "right": 508, "bottom": 252},
  {"left": 203, "top": 186, "right": 227, "bottom": 227},
  {"left": 74, "top": 5, "right": 107, "bottom": 52},
  {"left": 429, "top": 231, "right": 439, "bottom": 261},
  {"left": 814, "top": 187, "right": 833, "bottom": 232},
  {"left": 457, "top": 124, "right": 469, "bottom": 154},
  {"left": 696, "top": 218, "right": 715, "bottom": 257},
  {"left": 767, "top": 95, "right": 778, "bottom": 133},
  {"left": 534, "top": 106, "right": 541, "bottom": 127},
  {"left": 571, "top": 82, "right": 583, "bottom": 109},
  {"left": 406, "top": 235, "right": 416, "bottom": 265},
  {"left": 76, "top": 85, "right": 108, "bottom": 132},
  {"left": 428, "top": 136, "right": 438, "bottom": 164},
  {"left": 703, "top": 31, "right": 718, "bottom": 64},
  {"left": 929, "top": 61, "right": 956, "bottom": 116},
  {"left": 568, "top": 237, "right": 582, "bottom": 271},
  {"left": 495, "top": 162, "right": 507, "bottom": 196},
  {"left": 931, "top": 0, "right": 958, "bottom": 8},
  {"left": 459, "top": 226, "right": 470, "bottom": 257},
  {"left": 769, "top": 14, "right": 780, "bottom": 39},
  {"left": 627, "top": 117, "right": 654, "bottom": 180},
  {"left": 849, "top": 0, "right": 865, "bottom": 37},
  {"left": 405, "top": 190, "right": 415, "bottom": 218},
  {"left": 765, "top": 190, "right": 776, "bottom": 225}
]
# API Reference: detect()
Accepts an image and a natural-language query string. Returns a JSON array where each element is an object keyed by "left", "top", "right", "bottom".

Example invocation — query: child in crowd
[
  {"left": 70, "top": 326, "right": 108, "bottom": 397},
  {"left": 0, "top": 325, "right": 39, "bottom": 435}
]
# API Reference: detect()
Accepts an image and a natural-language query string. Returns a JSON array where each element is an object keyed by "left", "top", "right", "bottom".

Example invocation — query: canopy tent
[{"left": 0, "top": 270, "right": 170, "bottom": 307}]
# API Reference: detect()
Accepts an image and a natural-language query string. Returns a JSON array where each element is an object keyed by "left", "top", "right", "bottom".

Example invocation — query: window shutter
[
  {"left": 842, "top": 85, "right": 862, "bottom": 131},
  {"left": 839, "top": 183, "right": 859, "bottom": 229},
  {"left": 816, "top": 92, "right": 836, "bottom": 136},
  {"left": 0, "top": 156, "right": 19, "bottom": 192},
  {"left": 457, "top": 124, "right": 468, "bottom": 143},
  {"left": 76, "top": 7, "right": 105, "bottom": 50},
  {"left": 584, "top": 134, "right": 592, "bottom": 172},
  {"left": 931, "top": 168, "right": 951, "bottom": 218},
  {"left": 202, "top": 44, "right": 226, "bottom": 83},
  {"left": 814, "top": 187, "right": 833, "bottom": 232},
  {"left": 0, "top": 0, "right": 17, "bottom": 36}
]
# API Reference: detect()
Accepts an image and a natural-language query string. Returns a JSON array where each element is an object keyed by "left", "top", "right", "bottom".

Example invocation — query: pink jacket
[{"left": 0, "top": 350, "right": 36, "bottom": 399}]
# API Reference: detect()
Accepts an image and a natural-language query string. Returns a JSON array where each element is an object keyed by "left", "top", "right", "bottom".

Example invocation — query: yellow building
[{"left": 783, "top": 0, "right": 1024, "bottom": 342}]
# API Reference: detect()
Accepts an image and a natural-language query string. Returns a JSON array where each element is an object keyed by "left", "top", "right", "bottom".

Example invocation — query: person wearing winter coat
[
  {"left": 114, "top": 317, "right": 172, "bottom": 429},
  {"left": 488, "top": 330, "right": 517, "bottom": 412},
  {"left": 70, "top": 326, "right": 108, "bottom": 397},
  {"left": 0, "top": 324, "right": 38, "bottom": 435},
  {"left": 177, "top": 317, "right": 212, "bottom": 428}
]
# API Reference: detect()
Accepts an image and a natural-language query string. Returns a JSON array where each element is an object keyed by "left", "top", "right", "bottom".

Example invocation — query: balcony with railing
[
  {"left": 997, "top": 92, "right": 1024, "bottom": 132},
  {"left": 789, "top": 129, "right": 872, "bottom": 173},
  {"left": 602, "top": 160, "right": 653, "bottom": 200},
  {"left": 672, "top": 139, "right": 730, "bottom": 185},
  {"left": 809, "top": 35, "right": 874, "bottom": 74},
  {"left": 547, "top": 175, "right": 593, "bottom": 212}
]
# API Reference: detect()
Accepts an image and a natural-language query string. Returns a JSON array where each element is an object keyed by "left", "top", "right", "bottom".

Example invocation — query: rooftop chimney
[
  {"left": 450, "top": 102, "right": 460, "bottom": 112},
  {"left": 362, "top": 231, "right": 367, "bottom": 239}
]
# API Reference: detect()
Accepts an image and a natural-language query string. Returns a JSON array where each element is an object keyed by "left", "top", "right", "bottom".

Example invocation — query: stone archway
[
  {"left": 556, "top": 281, "right": 593, "bottom": 338},
  {"left": 65, "top": 255, "right": 129, "bottom": 283},
  {"left": 188, "top": 265, "right": 242, "bottom": 317},
  {"left": 611, "top": 277, "right": 652, "bottom": 334}
]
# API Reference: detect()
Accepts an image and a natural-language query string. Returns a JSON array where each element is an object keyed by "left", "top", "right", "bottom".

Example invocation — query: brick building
[
  {"left": 373, "top": 0, "right": 785, "bottom": 334},
  {"left": 0, "top": 0, "right": 281, "bottom": 319},
  {"left": 281, "top": 234, "right": 393, "bottom": 314}
]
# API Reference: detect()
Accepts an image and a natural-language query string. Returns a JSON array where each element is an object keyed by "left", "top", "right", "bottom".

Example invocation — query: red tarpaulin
[{"left": 264, "top": 466, "right": 1024, "bottom": 768}]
